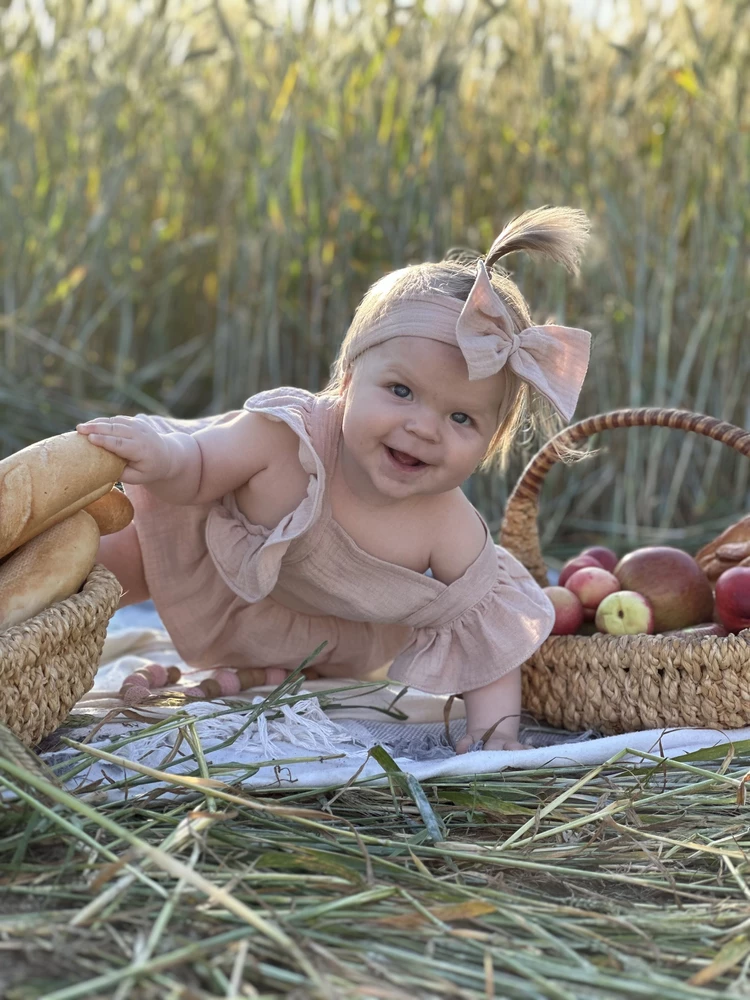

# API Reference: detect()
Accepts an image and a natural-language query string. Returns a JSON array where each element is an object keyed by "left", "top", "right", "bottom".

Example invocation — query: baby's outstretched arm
[
  {"left": 77, "top": 411, "right": 273, "bottom": 505},
  {"left": 455, "top": 669, "right": 528, "bottom": 753}
]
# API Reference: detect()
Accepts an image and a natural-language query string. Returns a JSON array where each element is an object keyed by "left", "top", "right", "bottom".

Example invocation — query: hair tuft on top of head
[
  {"left": 484, "top": 206, "right": 590, "bottom": 275},
  {"left": 442, "top": 246, "right": 482, "bottom": 267}
]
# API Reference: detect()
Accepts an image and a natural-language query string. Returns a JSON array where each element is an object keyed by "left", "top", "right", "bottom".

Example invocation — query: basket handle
[{"left": 499, "top": 407, "right": 750, "bottom": 586}]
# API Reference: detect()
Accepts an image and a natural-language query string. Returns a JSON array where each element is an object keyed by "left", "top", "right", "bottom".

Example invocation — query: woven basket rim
[
  {"left": 541, "top": 628, "right": 750, "bottom": 649},
  {"left": 0, "top": 563, "right": 122, "bottom": 745},
  {"left": 0, "top": 563, "right": 120, "bottom": 650}
]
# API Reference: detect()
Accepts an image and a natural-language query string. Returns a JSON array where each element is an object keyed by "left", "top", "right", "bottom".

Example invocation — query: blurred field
[{"left": 1, "top": 0, "right": 748, "bottom": 555}]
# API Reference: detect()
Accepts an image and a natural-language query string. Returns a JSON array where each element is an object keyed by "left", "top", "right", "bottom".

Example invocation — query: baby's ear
[{"left": 340, "top": 366, "right": 353, "bottom": 395}]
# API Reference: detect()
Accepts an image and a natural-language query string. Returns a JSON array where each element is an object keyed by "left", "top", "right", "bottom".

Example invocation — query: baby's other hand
[
  {"left": 455, "top": 732, "right": 532, "bottom": 754},
  {"left": 77, "top": 415, "right": 171, "bottom": 486}
]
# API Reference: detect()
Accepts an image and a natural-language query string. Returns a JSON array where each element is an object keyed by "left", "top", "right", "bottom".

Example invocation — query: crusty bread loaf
[
  {"left": 0, "top": 431, "right": 125, "bottom": 560},
  {"left": 696, "top": 515, "right": 750, "bottom": 584},
  {"left": 0, "top": 510, "right": 101, "bottom": 632},
  {"left": 83, "top": 486, "right": 134, "bottom": 535}
]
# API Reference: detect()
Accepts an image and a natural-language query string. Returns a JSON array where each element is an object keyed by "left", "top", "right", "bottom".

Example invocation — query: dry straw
[{"left": 3, "top": 698, "right": 750, "bottom": 997}]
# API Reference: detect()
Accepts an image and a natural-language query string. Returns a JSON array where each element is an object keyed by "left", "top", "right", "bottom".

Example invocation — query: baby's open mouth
[{"left": 387, "top": 446, "right": 426, "bottom": 469}]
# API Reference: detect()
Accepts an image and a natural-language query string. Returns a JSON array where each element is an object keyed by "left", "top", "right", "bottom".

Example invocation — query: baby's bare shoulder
[{"left": 428, "top": 490, "right": 487, "bottom": 585}]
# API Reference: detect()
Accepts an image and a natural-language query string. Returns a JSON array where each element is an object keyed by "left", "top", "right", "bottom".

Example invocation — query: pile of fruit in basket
[{"left": 545, "top": 518, "right": 750, "bottom": 638}]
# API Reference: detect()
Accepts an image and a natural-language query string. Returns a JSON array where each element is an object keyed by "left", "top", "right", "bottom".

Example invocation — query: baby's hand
[
  {"left": 455, "top": 732, "right": 532, "bottom": 754},
  {"left": 77, "top": 416, "right": 172, "bottom": 486}
]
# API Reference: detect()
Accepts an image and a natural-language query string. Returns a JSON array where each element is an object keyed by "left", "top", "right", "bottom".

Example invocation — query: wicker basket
[
  {"left": 0, "top": 564, "right": 122, "bottom": 746},
  {"left": 500, "top": 408, "right": 750, "bottom": 735}
]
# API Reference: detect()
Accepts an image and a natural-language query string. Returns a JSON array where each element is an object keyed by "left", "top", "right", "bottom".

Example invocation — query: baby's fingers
[
  {"left": 76, "top": 419, "right": 144, "bottom": 460},
  {"left": 77, "top": 416, "right": 138, "bottom": 435}
]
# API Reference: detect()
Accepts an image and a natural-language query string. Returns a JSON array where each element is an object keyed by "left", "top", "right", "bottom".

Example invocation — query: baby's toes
[
  {"left": 454, "top": 733, "right": 475, "bottom": 754},
  {"left": 483, "top": 739, "right": 533, "bottom": 752},
  {"left": 265, "top": 667, "right": 287, "bottom": 686}
]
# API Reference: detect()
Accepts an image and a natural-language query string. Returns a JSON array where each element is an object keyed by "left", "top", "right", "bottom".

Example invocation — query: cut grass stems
[{"left": 4, "top": 697, "right": 750, "bottom": 996}]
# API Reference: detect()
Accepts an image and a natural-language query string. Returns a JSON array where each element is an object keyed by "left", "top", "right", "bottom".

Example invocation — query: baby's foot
[
  {"left": 182, "top": 666, "right": 321, "bottom": 699},
  {"left": 264, "top": 667, "right": 320, "bottom": 686}
]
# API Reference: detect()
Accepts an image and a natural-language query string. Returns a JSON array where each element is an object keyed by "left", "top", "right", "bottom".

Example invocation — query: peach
[
  {"left": 581, "top": 546, "right": 618, "bottom": 573},
  {"left": 615, "top": 546, "right": 714, "bottom": 632},
  {"left": 595, "top": 590, "right": 654, "bottom": 635},
  {"left": 565, "top": 566, "right": 620, "bottom": 611},
  {"left": 558, "top": 554, "right": 603, "bottom": 587},
  {"left": 543, "top": 586, "right": 585, "bottom": 635}
]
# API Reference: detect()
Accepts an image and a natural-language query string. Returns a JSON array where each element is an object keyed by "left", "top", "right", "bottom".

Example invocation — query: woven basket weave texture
[
  {"left": 0, "top": 564, "right": 122, "bottom": 746},
  {"left": 501, "top": 408, "right": 750, "bottom": 735}
]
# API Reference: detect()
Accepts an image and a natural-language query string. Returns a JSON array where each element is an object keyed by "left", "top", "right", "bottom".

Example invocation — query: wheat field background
[{"left": 1, "top": 0, "right": 748, "bottom": 555}]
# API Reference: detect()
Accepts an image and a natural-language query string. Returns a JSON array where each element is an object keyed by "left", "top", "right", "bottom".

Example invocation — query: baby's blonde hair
[{"left": 327, "top": 206, "right": 590, "bottom": 470}]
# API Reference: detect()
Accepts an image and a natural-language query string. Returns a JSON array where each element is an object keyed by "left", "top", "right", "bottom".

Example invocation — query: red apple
[
  {"left": 581, "top": 546, "right": 618, "bottom": 573},
  {"left": 595, "top": 590, "right": 655, "bottom": 635},
  {"left": 715, "top": 567, "right": 750, "bottom": 633},
  {"left": 566, "top": 566, "right": 620, "bottom": 611},
  {"left": 614, "top": 546, "right": 714, "bottom": 632},
  {"left": 543, "top": 586, "right": 585, "bottom": 635},
  {"left": 558, "top": 554, "right": 603, "bottom": 587}
]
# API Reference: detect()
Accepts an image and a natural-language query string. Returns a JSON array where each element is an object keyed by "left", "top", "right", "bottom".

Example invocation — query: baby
[{"left": 77, "top": 206, "right": 592, "bottom": 752}]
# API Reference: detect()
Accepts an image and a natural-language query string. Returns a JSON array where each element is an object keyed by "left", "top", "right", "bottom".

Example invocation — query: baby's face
[{"left": 340, "top": 336, "right": 506, "bottom": 502}]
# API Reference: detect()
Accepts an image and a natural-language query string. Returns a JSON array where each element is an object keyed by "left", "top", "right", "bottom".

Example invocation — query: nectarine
[
  {"left": 614, "top": 546, "right": 714, "bottom": 632},
  {"left": 543, "top": 586, "right": 585, "bottom": 635}
]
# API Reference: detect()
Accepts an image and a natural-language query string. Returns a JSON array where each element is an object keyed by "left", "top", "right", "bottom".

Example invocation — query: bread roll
[
  {"left": 0, "top": 510, "right": 101, "bottom": 632},
  {"left": 83, "top": 487, "right": 134, "bottom": 535},
  {"left": 0, "top": 431, "right": 125, "bottom": 559}
]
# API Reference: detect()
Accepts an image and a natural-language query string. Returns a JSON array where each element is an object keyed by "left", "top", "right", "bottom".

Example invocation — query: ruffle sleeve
[
  {"left": 204, "top": 388, "right": 329, "bottom": 603},
  {"left": 387, "top": 545, "right": 555, "bottom": 695}
]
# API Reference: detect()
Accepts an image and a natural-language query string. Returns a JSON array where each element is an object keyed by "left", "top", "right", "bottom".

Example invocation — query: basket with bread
[
  {"left": 0, "top": 432, "right": 130, "bottom": 745},
  {"left": 501, "top": 407, "right": 750, "bottom": 735}
]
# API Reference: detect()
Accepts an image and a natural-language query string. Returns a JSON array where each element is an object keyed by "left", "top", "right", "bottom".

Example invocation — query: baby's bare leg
[{"left": 97, "top": 522, "right": 150, "bottom": 608}]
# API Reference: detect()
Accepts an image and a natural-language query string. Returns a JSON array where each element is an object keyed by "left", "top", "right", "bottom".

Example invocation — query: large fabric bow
[{"left": 456, "top": 261, "right": 591, "bottom": 422}]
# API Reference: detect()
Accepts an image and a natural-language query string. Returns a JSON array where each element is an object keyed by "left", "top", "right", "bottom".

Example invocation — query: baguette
[
  {"left": 696, "top": 515, "right": 750, "bottom": 571},
  {"left": 0, "top": 431, "right": 125, "bottom": 560},
  {"left": 83, "top": 486, "right": 134, "bottom": 535},
  {"left": 0, "top": 510, "right": 100, "bottom": 632}
]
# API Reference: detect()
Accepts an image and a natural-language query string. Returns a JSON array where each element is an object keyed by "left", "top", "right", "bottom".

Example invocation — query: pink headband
[{"left": 344, "top": 260, "right": 591, "bottom": 422}]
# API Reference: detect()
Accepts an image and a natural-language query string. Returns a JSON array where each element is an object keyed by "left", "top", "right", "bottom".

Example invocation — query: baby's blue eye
[
  {"left": 390, "top": 384, "right": 411, "bottom": 399},
  {"left": 451, "top": 412, "right": 472, "bottom": 426}
]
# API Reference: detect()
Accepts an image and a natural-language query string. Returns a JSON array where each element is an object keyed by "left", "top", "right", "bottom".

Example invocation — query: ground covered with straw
[{"left": 4, "top": 723, "right": 750, "bottom": 999}]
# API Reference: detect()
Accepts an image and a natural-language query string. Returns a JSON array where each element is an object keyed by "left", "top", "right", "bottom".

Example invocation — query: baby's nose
[{"left": 407, "top": 408, "right": 441, "bottom": 441}]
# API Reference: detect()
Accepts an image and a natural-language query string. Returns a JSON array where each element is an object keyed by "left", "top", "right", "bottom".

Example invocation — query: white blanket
[{"left": 41, "top": 605, "right": 750, "bottom": 798}]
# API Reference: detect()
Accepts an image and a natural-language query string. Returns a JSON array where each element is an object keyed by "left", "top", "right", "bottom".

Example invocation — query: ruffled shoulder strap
[
  {"left": 205, "top": 388, "right": 340, "bottom": 601},
  {"left": 387, "top": 542, "right": 555, "bottom": 695}
]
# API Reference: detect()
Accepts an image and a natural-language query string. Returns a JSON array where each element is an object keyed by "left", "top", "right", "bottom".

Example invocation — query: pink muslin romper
[{"left": 124, "top": 388, "right": 554, "bottom": 694}]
